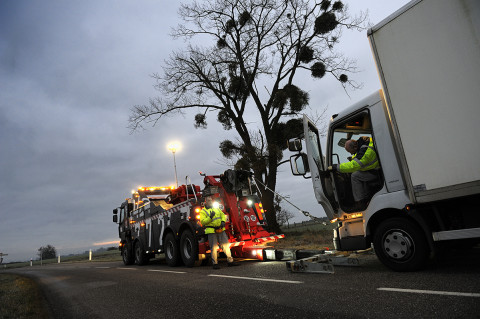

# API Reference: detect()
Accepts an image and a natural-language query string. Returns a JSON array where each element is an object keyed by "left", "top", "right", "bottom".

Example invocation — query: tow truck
[{"left": 112, "top": 169, "right": 284, "bottom": 267}]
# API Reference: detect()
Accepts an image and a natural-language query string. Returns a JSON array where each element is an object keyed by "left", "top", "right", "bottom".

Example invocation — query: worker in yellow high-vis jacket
[
  {"left": 200, "top": 196, "right": 240, "bottom": 269},
  {"left": 328, "top": 136, "right": 381, "bottom": 207}
]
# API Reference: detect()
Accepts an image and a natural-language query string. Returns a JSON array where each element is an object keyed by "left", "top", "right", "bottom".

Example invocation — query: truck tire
[
  {"left": 134, "top": 241, "right": 149, "bottom": 266},
  {"left": 122, "top": 244, "right": 134, "bottom": 265},
  {"left": 180, "top": 229, "right": 199, "bottom": 267},
  {"left": 373, "top": 217, "right": 429, "bottom": 271},
  {"left": 164, "top": 232, "right": 181, "bottom": 267}
]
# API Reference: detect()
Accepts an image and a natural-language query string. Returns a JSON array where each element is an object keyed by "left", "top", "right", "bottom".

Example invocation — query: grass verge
[{"left": 0, "top": 274, "right": 50, "bottom": 319}]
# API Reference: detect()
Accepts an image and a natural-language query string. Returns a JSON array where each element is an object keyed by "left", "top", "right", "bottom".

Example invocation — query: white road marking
[
  {"left": 208, "top": 274, "right": 303, "bottom": 284},
  {"left": 95, "top": 267, "right": 110, "bottom": 269},
  {"left": 148, "top": 269, "right": 186, "bottom": 274},
  {"left": 378, "top": 287, "right": 480, "bottom": 297},
  {"left": 117, "top": 267, "right": 137, "bottom": 270}
]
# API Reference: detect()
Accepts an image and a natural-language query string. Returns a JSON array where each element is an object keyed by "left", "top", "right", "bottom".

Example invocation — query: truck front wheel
[
  {"left": 164, "top": 232, "right": 181, "bottom": 267},
  {"left": 122, "top": 244, "right": 134, "bottom": 265},
  {"left": 180, "top": 229, "right": 199, "bottom": 267},
  {"left": 373, "top": 217, "right": 429, "bottom": 271}
]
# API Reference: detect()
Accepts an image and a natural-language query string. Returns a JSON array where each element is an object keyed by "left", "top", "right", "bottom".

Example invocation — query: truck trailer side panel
[{"left": 368, "top": 0, "right": 480, "bottom": 202}]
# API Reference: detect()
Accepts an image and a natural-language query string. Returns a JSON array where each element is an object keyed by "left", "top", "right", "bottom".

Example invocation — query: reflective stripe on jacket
[
  {"left": 339, "top": 137, "right": 380, "bottom": 173},
  {"left": 200, "top": 207, "right": 226, "bottom": 234}
]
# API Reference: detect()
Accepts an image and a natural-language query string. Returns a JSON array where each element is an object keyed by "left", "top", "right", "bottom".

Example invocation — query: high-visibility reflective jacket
[
  {"left": 338, "top": 136, "right": 380, "bottom": 173},
  {"left": 200, "top": 206, "right": 226, "bottom": 234}
]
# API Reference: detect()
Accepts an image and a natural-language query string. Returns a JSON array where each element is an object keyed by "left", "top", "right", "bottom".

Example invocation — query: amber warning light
[
  {"left": 195, "top": 207, "right": 201, "bottom": 220},
  {"left": 254, "top": 203, "right": 264, "bottom": 220}
]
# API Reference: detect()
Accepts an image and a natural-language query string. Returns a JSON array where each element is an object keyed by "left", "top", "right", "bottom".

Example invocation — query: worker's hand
[
  {"left": 220, "top": 221, "right": 225, "bottom": 228},
  {"left": 209, "top": 211, "right": 215, "bottom": 219},
  {"left": 326, "top": 165, "right": 336, "bottom": 172}
]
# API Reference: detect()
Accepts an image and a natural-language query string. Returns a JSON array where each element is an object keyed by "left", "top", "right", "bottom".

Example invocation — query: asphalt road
[{"left": 4, "top": 247, "right": 480, "bottom": 319}]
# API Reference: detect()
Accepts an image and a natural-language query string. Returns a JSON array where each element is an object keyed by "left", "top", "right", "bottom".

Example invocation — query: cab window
[{"left": 328, "top": 112, "right": 383, "bottom": 212}]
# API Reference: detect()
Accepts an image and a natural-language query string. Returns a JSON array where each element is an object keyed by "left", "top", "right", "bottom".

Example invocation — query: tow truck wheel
[
  {"left": 122, "top": 244, "right": 134, "bottom": 265},
  {"left": 164, "top": 232, "right": 181, "bottom": 267},
  {"left": 373, "top": 217, "right": 429, "bottom": 271},
  {"left": 180, "top": 229, "right": 199, "bottom": 267},
  {"left": 134, "top": 241, "right": 148, "bottom": 266}
]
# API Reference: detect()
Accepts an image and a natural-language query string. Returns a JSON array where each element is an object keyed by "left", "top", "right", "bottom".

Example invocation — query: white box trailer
[
  {"left": 289, "top": 0, "right": 480, "bottom": 271},
  {"left": 369, "top": 0, "right": 480, "bottom": 203}
]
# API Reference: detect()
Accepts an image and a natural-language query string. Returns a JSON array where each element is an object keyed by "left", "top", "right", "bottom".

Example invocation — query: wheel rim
[
  {"left": 383, "top": 229, "right": 414, "bottom": 260},
  {"left": 183, "top": 237, "right": 193, "bottom": 260}
]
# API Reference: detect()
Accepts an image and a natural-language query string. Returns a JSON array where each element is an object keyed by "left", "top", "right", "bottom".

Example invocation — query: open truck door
[{"left": 289, "top": 115, "right": 338, "bottom": 220}]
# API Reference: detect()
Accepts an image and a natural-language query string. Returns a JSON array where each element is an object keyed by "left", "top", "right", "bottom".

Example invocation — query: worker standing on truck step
[
  {"left": 327, "top": 136, "right": 381, "bottom": 208},
  {"left": 200, "top": 196, "right": 240, "bottom": 269}
]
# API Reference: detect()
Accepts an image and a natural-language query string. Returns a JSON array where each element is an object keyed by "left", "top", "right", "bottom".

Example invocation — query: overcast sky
[{"left": 0, "top": 0, "right": 411, "bottom": 262}]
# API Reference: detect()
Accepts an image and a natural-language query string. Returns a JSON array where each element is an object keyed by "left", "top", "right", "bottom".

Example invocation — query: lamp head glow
[
  {"left": 167, "top": 142, "right": 181, "bottom": 153},
  {"left": 212, "top": 201, "right": 220, "bottom": 209},
  {"left": 247, "top": 199, "right": 253, "bottom": 206}
]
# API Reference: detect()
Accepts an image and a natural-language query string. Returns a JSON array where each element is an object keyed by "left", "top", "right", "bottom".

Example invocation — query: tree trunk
[{"left": 262, "top": 158, "right": 281, "bottom": 234}]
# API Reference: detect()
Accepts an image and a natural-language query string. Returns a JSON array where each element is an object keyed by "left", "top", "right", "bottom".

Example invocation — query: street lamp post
[{"left": 168, "top": 143, "right": 179, "bottom": 188}]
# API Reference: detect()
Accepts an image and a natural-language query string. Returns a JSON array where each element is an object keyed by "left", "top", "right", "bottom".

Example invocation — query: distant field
[
  {"left": 280, "top": 220, "right": 336, "bottom": 234},
  {"left": 1, "top": 249, "right": 122, "bottom": 270},
  {"left": 275, "top": 222, "right": 337, "bottom": 250}
]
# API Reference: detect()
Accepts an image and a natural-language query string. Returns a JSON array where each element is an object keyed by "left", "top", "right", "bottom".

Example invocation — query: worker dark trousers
[
  {"left": 351, "top": 170, "right": 379, "bottom": 201},
  {"left": 208, "top": 231, "right": 234, "bottom": 265}
]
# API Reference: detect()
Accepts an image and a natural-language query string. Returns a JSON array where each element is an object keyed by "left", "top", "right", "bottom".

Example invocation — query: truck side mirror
[
  {"left": 113, "top": 208, "right": 118, "bottom": 223},
  {"left": 290, "top": 154, "right": 309, "bottom": 175},
  {"left": 287, "top": 138, "right": 302, "bottom": 152}
]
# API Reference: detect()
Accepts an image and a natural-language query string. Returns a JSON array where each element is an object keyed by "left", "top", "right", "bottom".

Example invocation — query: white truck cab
[{"left": 289, "top": 0, "right": 480, "bottom": 271}]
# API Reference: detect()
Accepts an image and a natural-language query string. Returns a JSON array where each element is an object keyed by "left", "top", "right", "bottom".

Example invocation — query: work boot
[
  {"left": 212, "top": 264, "right": 221, "bottom": 270},
  {"left": 227, "top": 261, "right": 240, "bottom": 267}
]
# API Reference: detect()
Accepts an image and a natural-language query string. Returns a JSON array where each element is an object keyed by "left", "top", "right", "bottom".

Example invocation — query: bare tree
[
  {"left": 130, "top": 0, "right": 366, "bottom": 232},
  {"left": 277, "top": 209, "right": 295, "bottom": 227},
  {"left": 274, "top": 194, "right": 296, "bottom": 227},
  {"left": 277, "top": 207, "right": 296, "bottom": 227}
]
